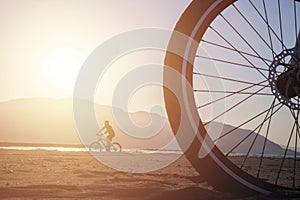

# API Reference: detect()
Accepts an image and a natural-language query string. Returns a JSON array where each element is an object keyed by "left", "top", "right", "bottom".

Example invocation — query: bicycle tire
[
  {"left": 111, "top": 142, "right": 122, "bottom": 152},
  {"left": 89, "top": 142, "right": 102, "bottom": 152},
  {"left": 164, "top": 0, "right": 299, "bottom": 197}
]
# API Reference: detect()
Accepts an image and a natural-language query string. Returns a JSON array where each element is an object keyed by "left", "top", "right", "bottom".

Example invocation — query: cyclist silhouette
[{"left": 99, "top": 120, "right": 115, "bottom": 142}]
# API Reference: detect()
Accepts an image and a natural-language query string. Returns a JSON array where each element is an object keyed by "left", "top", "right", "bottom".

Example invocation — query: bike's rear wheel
[
  {"left": 164, "top": 0, "right": 300, "bottom": 197},
  {"left": 110, "top": 142, "right": 122, "bottom": 152}
]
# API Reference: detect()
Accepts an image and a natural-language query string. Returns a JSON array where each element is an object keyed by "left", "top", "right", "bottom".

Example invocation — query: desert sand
[{"left": 0, "top": 149, "right": 273, "bottom": 199}]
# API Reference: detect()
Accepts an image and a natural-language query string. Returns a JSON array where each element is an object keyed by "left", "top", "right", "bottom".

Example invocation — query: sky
[{"left": 0, "top": 0, "right": 191, "bottom": 111}]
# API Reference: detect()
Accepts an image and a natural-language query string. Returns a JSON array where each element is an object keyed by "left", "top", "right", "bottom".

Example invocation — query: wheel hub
[{"left": 269, "top": 48, "right": 300, "bottom": 110}]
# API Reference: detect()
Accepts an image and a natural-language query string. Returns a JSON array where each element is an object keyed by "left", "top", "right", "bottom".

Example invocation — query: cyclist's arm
[
  {"left": 97, "top": 126, "right": 106, "bottom": 136},
  {"left": 99, "top": 126, "right": 105, "bottom": 132}
]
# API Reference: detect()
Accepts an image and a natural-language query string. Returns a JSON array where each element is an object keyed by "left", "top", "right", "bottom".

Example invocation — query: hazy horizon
[{"left": 0, "top": 97, "right": 298, "bottom": 153}]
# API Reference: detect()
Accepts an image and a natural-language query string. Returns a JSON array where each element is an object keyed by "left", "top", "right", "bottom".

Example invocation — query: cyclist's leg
[{"left": 106, "top": 137, "right": 113, "bottom": 152}]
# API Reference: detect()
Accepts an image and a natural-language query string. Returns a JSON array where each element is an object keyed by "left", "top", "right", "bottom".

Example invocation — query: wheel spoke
[
  {"left": 249, "top": 0, "right": 287, "bottom": 50},
  {"left": 200, "top": 40, "right": 273, "bottom": 62},
  {"left": 226, "top": 125, "right": 262, "bottom": 158},
  {"left": 214, "top": 102, "right": 281, "bottom": 142},
  {"left": 195, "top": 55, "right": 269, "bottom": 72},
  {"left": 262, "top": 0, "right": 275, "bottom": 58},
  {"left": 219, "top": 13, "right": 271, "bottom": 71},
  {"left": 197, "top": 80, "right": 269, "bottom": 109},
  {"left": 225, "top": 98, "right": 276, "bottom": 157},
  {"left": 194, "top": 89, "right": 272, "bottom": 96},
  {"left": 257, "top": 98, "right": 275, "bottom": 178},
  {"left": 275, "top": 121, "right": 296, "bottom": 185},
  {"left": 241, "top": 102, "right": 281, "bottom": 170},
  {"left": 294, "top": 0, "right": 298, "bottom": 40},
  {"left": 209, "top": 26, "right": 269, "bottom": 79},
  {"left": 193, "top": 72, "right": 269, "bottom": 86},
  {"left": 289, "top": 109, "right": 300, "bottom": 133},
  {"left": 232, "top": 3, "right": 275, "bottom": 58},
  {"left": 293, "top": 110, "right": 299, "bottom": 187},
  {"left": 278, "top": 0, "right": 284, "bottom": 52},
  {"left": 205, "top": 86, "right": 268, "bottom": 125}
]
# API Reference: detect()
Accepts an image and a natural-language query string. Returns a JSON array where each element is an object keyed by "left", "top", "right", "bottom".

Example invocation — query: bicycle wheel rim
[
  {"left": 89, "top": 142, "right": 102, "bottom": 152},
  {"left": 164, "top": 0, "right": 300, "bottom": 196},
  {"left": 111, "top": 142, "right": 122, "bottom": 152}
]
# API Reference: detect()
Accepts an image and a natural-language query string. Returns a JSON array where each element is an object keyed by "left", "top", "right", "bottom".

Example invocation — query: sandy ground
[
  {"left": 229, "top": 156, "right": 300, "bottom": 189},
  {"left": 0, "top": 149, "right": 283, "bottom": 199}
]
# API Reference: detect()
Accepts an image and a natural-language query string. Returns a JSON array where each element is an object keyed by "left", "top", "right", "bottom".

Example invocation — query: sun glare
[{"left": 42, "top": 47, "right": 84, "bottom": 92}]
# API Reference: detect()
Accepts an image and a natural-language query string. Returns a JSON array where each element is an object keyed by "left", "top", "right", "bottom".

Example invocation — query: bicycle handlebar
[{"left": 96, "top": 132, "right": 105, "bottom": 136}]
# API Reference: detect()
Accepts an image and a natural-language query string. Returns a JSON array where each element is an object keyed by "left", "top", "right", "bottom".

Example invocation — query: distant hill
[
  {"left": 0, "top": 98, "right": 174, "bottom": 149},
  {"left": 0, "top": 98, "right": 293, "bottom": 155}
]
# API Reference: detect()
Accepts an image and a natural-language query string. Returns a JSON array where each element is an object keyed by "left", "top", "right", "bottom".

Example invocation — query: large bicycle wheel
[
  {"left": 89, "top": 142, "right": 102, "bottom": 152},
  {"left": 110, "top": 142, "right": 122, "bottom": 152},
  {"left": 164, "top": 0, "right": 300, "bottom": 197}
]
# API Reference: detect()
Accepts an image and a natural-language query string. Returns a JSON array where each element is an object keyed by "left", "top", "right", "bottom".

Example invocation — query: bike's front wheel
[{"left": 89, "top": 142, "right": 102, "bottom": 152}]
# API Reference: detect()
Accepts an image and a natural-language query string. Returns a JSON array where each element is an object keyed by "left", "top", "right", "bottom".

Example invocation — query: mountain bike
[
  {"left": 164, "top": 0, "right": 300, "bottom": 197},
  {"left": 89, "top": 132, "right": 122, "bottom": 152}
]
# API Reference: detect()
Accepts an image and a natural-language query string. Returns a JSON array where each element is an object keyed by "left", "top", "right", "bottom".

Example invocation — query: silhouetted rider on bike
[{"left": 99, "top": 120, "right": 115, "bottom": 142}]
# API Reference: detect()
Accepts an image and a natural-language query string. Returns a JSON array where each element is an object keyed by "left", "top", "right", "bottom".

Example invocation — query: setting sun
[{"left": 42, "top": 47, "right": 84, "bottom": 91}]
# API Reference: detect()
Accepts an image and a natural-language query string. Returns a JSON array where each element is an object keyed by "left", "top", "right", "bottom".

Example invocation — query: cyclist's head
[{"left": 105, "top": 120, "right": 109, "bottom": 125}]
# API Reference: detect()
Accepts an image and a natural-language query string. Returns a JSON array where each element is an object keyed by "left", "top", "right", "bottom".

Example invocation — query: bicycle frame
[{"left": 96, "top": 132, "right": 113, "bottom": 148}]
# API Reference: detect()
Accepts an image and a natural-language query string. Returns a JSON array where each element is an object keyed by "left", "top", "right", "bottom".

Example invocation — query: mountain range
[
  {"left": 0, "top": 98, "right": 294, "bottom": 156},
  {"left": 0, "top": 98, "right": 174, "bottom": 149}
]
